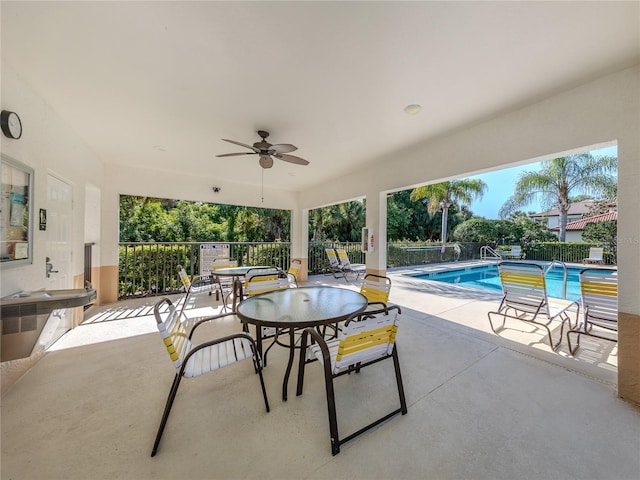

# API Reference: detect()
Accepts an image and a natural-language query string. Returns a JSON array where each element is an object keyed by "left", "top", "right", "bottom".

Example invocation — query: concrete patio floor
[{"left": 2, "top": 267, "right": 638, "bottom": 479}]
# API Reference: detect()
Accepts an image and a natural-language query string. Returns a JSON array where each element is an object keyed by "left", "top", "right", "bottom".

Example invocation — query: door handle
[{"left": 46, "top": 257, "right": 59, "bottom": 278}]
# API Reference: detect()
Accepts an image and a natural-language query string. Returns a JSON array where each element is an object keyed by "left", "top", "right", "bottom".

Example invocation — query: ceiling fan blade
[
  {"left": 222, "top": 138, "right": 259, "bottom": 152},
  {"left": 274, "top": 153, "right": 309, "bottom": 165},
  {"left": 216, "top": 152, "right": 257, "bottom": 157},
  {"left": 259, "top": 155, "right": 274, "bottom": 169},
  {"left": 269, "top": 143, "right": 297, "bottom": 154}
]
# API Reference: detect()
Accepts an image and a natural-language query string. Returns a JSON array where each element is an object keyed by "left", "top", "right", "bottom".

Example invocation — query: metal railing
[
  {"left": 480, "top": 245, "right": 502, "bottom": 261},
  {"left": 117, "top": 240, "right": 614, "bottom": 300},
  {"left": 544, "top": 260, "right": 568, "bottom": 299}
]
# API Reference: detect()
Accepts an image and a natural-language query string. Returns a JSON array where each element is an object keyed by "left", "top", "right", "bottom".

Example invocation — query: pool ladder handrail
[
  {"left": 544, "top": 260, "right": 568, "bottom": 299},
  {"left": 480, "top": 245, "right": 502, "bottom": 261}
]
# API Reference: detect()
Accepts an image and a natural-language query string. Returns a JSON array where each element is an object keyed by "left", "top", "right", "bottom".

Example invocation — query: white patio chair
[
  {"left": 296, "top": 305, "right": 407, "bottom": 455},
  {"left": 150, "top": 297, "right": 269, "bottom": 457}
]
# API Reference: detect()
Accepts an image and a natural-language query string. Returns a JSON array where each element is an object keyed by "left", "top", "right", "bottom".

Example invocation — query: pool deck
[{"left": 1, "top": 261, "right": 632, "bottom": 480}]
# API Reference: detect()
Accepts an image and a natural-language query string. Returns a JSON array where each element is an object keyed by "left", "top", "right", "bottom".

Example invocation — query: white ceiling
[{"left": 2, "top": 2, "right": 639, "bottom": 192}]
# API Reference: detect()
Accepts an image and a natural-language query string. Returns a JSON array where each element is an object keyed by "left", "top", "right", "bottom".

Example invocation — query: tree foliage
[
  {"left": 119, "top": 195, "right": 290, "bottom": 242},
  {"left": 452, "top": 214, "right": 556, "bottom": 245},
  {"left": 499, "top": 154, "right": 617, "bottom": 241},
  {"left": 410, "top": 179, "right": 487, "bottom": 242}
]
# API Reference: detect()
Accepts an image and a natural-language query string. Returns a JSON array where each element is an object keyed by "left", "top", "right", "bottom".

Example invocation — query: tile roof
[
  {"left": 550, "top": 211, "right": 617, "bottom": 231},
  {"left": 531, "top": 200, "right": 595, "bottom": 217}
]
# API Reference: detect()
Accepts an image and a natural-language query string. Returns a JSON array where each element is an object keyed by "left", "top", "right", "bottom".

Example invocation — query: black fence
[{"left": 118, "top": 241, "right": 613, "bottom": 299}]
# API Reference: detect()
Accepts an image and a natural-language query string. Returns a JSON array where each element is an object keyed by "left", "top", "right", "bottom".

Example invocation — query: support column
[{"left": 364, "top": 189, "right": 387, "bottom": 277}]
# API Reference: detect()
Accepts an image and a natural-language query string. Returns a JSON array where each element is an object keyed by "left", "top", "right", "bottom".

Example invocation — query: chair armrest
[
  {"left": 188, "top": 312, "right": 242, "bottom": 340},
  {"left": 182, "top": 332, "right": 258, "bottom": 367}
]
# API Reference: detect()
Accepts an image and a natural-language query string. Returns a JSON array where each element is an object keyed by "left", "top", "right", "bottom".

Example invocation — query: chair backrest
[
  {"left": 212, "top": 259, "right": 238, "bottom": 270},
  {"left": 178, "top": 265, "right": 192, "bottom": 291},
  {"left": 245, "top": 267, "right": 281, "bottom": 286},
  {"left": 287, "top": 259, "right": 302, "bottom": 286},
  {"left": 510, "top": 245, "right": 522, "bottom": 255},
  {"left": 245, "top": 271, "right": 290, "bottom": 296},
  {"left": 325, "top": 248, "right": 340, "bottom": 268},
  {"left": 498, "top": 262, "right": 549, "bottom": 315},
  {"left": 336, "top": 248, "right": 352, "bottom": 268},
  {"left": 154, "top": 298, "right": 191, "bottom": 373},
  {"left": 360, "top": 273, "right": 391, "bottom": 305},
  {"left": 334, "top": 306, "right": 401, "bottom": 373},
  {"left": 587, "top": 247, "right": 604, "bottom": 260},
  {"left": 213, "top": 260, "right": 238, "bottom": 287},
  {"left": 579, "top": 269, "right": 618, "bottom": 330},
  {"left": 288, "top": 259, "right": 301, "bottom": 277}
]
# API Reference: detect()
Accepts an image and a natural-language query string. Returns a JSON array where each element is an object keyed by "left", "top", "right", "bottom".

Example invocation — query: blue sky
[{"left": 466, "top": 145, "right": 618, "bottom": 219}]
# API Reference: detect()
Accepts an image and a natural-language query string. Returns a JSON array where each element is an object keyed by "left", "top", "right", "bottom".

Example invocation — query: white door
[{"left": 42, "top": 174, "right": 74, "bottom": 347}]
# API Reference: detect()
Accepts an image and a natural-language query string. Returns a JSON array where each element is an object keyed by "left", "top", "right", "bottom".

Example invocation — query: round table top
[
  {"left": 236, "top": 286, "right": 367, "bottom": 328},
  {"left": 212, "top": 266, "right": 272, "bottom": 277}
]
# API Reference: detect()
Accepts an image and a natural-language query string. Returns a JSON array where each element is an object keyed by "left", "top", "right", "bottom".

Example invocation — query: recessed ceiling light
[{"left": 404, "top": 104, "right": 422, "bottom": 115}]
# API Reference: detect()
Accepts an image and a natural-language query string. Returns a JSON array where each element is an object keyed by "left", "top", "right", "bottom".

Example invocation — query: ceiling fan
[{"left": 216, "top": 130, "right": 310, "bottom": 169}]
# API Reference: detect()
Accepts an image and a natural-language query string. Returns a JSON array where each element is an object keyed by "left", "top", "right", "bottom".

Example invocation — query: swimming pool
[{"left": 410, "top": 264, "right": 593, "bottom": 301}]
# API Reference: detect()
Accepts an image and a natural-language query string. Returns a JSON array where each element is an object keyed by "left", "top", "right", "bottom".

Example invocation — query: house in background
[
  {"left": 530, "top": 200, "right": 617, "bottom": 242},
  {"left": 530, "top": 199, "right": 596, "bottom": 230},
  {"left": 551, "top": 210, "right": 618, "bottom": 242}
]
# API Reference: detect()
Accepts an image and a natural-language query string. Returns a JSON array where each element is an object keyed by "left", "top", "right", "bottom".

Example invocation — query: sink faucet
[{"left": 45, "top": 257, "right": 59, "bottom": 278}]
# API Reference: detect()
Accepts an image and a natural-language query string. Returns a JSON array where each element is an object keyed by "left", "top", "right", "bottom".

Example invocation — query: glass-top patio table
[{"left": 236, "top": 286, "right": 367, "bottom": 400}]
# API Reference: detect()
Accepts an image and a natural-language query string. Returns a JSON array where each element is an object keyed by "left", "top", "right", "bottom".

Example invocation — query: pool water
[{"left": 411, "top": 264, "right": 589, "bottom": 300}]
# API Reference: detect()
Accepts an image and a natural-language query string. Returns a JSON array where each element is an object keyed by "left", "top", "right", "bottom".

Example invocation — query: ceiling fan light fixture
[{"left": 404, "top": 104, "right": 422, "bottom": 115}]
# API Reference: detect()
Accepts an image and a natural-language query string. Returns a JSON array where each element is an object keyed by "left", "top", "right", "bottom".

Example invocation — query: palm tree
[
  {"left": 499, "top": 154, "right": 617, "bottom": 241},
  {"left": 410, "top": 179, "right": 487, "bottom": 245}
]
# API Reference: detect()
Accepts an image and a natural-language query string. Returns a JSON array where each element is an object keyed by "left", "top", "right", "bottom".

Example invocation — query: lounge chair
[
  {"left": 501, "top": 245, "right": 523, "bottom": 259},
  {"left": 325, "top": 248, "right": 346, "bottom": 280},
  {"left": 336, "top": 248, "right": 366, "bottom": 280},
  {"left": 583, "top": 247, "right": 604, "bottom": 265},
  {"left": 567, "top": 268, "right": 617, "bottom": 355},
  {"left": 487, "top": 262, "right": 579, "bottom": 351}
]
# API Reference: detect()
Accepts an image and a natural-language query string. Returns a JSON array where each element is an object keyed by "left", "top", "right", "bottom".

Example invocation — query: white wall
[{"left": 0, "top": 62, "right": 104, "bottom": 297}]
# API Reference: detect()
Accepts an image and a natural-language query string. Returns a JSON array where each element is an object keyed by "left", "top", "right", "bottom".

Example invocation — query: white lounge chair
[
  {"left": 567, "top": 268, "right": 617, "bottom": 355},
  {"left": 487, "top": 262, "right": 579, "bottom": 350},
  {"left": 501, "top": 245, "right": 523, "bottom": 259},
  {"left": 336, "top": 248, "right": 366, "bottom": 280},
  {"left": 583, "top": 247, "right": 604, "bottom": 265}
]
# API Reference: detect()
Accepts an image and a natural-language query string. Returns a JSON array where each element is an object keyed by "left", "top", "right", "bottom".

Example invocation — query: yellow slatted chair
[
  {"left": 360, "top": 273, "right": 392, "bottom": 309},
  {"left": 487, "top": 262, "right": 579, "bottom": 351},
  {"left": 150, "top": 297, "right": 269, "bottom": 457},
  {"left": 567, "top": 268, "right": 617, "bottom": 355},
  {"left": 287, "top": 259, "right": 302, "bottom": 287},
  {"left": 296, "top": 305, "right": 407, "bottom": 455},
  {"left": 176, "top": 265, "right": 217, "bottom": 317},
  {"left": 325, "top": 248, "right": 346, "bottom": 280},
  {"left": 244, "top": 270, "right": 291, "bottom": 363},
  {"left": 336, "top": 247, "right": 366, "bottom": 280}
]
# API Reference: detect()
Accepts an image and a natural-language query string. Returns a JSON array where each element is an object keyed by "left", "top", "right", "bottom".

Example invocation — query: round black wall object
[{"left": 1, "top": 110, "right": 22, "bottom": 139}]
